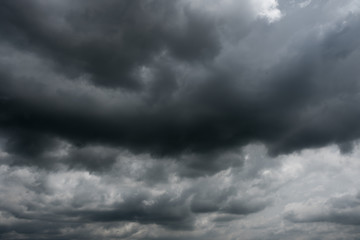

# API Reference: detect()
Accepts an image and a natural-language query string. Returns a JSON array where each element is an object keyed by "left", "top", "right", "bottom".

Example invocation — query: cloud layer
[
  {"left": 1, "top": 0, "right": 360, "bottom": 239},
  {"left": 1, "top": 0, "right": 360, "bottom": 158}
]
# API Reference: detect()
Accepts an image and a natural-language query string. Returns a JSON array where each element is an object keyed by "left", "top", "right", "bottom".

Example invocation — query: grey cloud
[
  {"left": 0, "top": 0, "right": 219, "bottom": 89},
  {"left": 0, "top": 148, "right": 274, "bottom": 239},
  {"left": 0, "top": 168, "right": 195, "bottom": 231},
  {"left": 285, "top": 193, "right": 360, "bottom": 226},
  {"left": 338, "top": 141, "right": 355, "bottom": 154},
  {"left": 2, "top": 0, "right": 360, "bottom": 239},
  {"left": 3, "top": 130, "right": 60, "bottom": 160},
  {"left": 222, "top": 198, "right": 268, "bottom": 215},
  {"left": 1, "top": 0, "right": 360, "bottom": 162},
  {"left": 78, "top": 197, "right": 194, "bottom": 230}
]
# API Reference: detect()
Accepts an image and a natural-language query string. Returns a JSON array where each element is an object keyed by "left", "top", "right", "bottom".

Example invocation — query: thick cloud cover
[
  {"left": 1, "top": 0, "right": 360, "bottom": 157},
  {"left": 1, "top": 0, "right": 360, "bottom": 239}
]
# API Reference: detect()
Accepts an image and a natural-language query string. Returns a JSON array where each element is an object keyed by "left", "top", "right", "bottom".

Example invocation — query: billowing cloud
[
  {"left": 285, "top": 193, "right": 360, "bottom": 225},
  {"left": 1, "top": 0, "right": 360, "bottom": 239},
  {"left": 0, "top": 145, "right": 275, "bottom": 239},
  {"left": 1, "top": 0, "right": 360, "bottom": 159}
]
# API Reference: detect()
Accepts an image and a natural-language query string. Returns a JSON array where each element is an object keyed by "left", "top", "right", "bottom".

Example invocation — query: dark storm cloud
[
  {"left": 1, "top": 191, "right": 194, "bottom": 231},
  {"left": 176, "top": 149, "right": 244, "bottom": 178},
  {"left": 3, "top": 130, "right": 59, "bottom": 159},
  {"left": 1, "top": 136, "right": 243, "bottom": 179},
  {"left": 1, "top": 0, "right": 360, "bottom": 164},
  {"left": 0, "top": 0, "right": 219, "bottom": 89},
  {"left": 71, "top": 193, "right": 195, "bottom": 230},
  {"left": 2, "top": 1, "right": 360, "bottom": 239}
]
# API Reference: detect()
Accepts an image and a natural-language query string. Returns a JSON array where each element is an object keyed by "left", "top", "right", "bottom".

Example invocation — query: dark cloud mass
[
  {"left": 1, "top": 0, "right": 360, "bottom": 239},
  {"left": 0, "top": 0, "right": 219, "bottom": 89},
  {"left": 1, "top": 0, "right": 360, "bottom": 158}
]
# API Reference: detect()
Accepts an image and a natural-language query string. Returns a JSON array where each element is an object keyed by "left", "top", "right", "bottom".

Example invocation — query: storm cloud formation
[
  {"left": 0, "top": 0, "right": 359, "bottom": 158},
  {"left": 1, "top": 0, "right": 360, "bottom": 239}
]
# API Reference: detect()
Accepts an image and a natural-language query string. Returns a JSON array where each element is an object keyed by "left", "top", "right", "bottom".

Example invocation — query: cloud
[
  {"left": 2, "top": 142, "right": 360, "bottom": 239},
  {"left": 2, "top": 0, "right": 360, "bottom": 239},
  {"left": 0, "top": 153, "right": 273, "bottom": 239},
  {"left": 0, "top": 0, "right": 220, "bottom": 89},
  {"left": 0, "top": 0, "right": 360, "bottom": 160},
  {"left": 285, "top": 193, "right": 360, "bottom": 226}
]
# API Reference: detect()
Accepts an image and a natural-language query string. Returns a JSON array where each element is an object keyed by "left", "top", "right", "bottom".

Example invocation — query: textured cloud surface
[{"left": 1, "top": 0, "right": 360, "bottom": 239}]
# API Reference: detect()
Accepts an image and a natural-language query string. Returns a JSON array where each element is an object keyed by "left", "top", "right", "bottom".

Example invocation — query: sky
[{"left": 1, "top": 0, "right": 360, "bottom": 239}]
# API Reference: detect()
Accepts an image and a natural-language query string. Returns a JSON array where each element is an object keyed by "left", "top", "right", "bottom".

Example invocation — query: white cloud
[{"left": 251, "top": 0, "right": 282, "bottom": 22}]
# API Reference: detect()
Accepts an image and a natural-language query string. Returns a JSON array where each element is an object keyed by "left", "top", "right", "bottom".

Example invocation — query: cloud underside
[
  {"left": 1, "top": 0, "right": 360, "bottom": 239},
  {"left": 1, "top": 0, "right": 360, "bottom": 158}
]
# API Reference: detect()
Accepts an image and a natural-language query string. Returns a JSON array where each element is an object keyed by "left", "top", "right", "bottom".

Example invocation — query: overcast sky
[{"left": 1, "top": 0, "right": 360, "bottom": 239}]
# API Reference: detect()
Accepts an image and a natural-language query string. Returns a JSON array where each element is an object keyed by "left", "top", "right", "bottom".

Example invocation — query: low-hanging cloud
[
  {"left": 2, "top": 0, "right": 360, "bottom": 239},
  {"left": 1, "top": 0, "right": 360, "bottom": 161}
]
